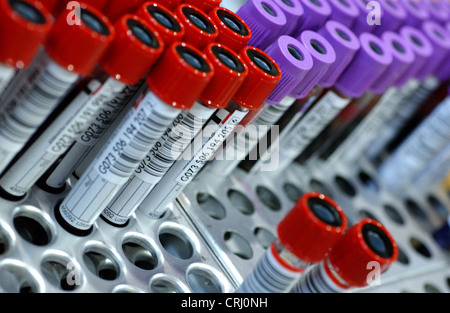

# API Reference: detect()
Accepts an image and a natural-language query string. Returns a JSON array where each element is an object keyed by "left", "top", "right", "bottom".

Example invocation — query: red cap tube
[
  {"left": 208, "top": 7, "right": 252, "bottom": 52},
  {"left": 85, "top": 0, "right": 109, "bottom": 10},
  {"left": 277, "top": 192, "right": 348, "bottom": 263},
  {"left": 100, "top": 14, "right": 164, "bottom": 85},
  {"left": 0, "top": 0, "right": 53, "bottom": 68},
  {"left": 232, "top": 46, "right": 282, "bottom": 110},
  {"left": 199, "top": 43, "right": 248, "bottom": 109},
  {"left": 181, "top": 0, "right": 222, "bottom": 13},
  {"left": 151, "top": 0, "right": 183, "bottom": 10},
  {"left": 174, "top": 4, "right": 218, "bottom": 49},
  {"left": 327, "top": 219, "right": 399, "bottom": 288},
  {"left": 104, "top": 0, "right": 144, "bottom": 22},
  {"left": 147, "top": 41, "right": 215, "bottom": 110},
  {"left": 45, "top": 2, "right": 115, "bottom": 75},
  {"left": 137, "top": 2, "right": 185, "bottom": 46}
]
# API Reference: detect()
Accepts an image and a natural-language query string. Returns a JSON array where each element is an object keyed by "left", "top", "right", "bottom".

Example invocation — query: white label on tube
[
  {"left": 0, "top": 58, "right": 79, "bottom": 173},
  {"left": 0, "top": 64, "right": 15, "bottom": 96},
  {"left": 58, "top": 91, "right": 180, "bottom": 230}
]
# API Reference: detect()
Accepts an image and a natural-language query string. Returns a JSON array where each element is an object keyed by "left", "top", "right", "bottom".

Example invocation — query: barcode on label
[{"left": 292, "top": 263, "right": 340, "bottom": 293}]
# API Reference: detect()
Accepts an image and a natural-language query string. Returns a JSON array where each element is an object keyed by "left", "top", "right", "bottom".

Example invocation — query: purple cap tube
[
  {"left": 418, "top": 21, "right": 450, "bottom": 80},
  {"left": 372, "top": 0, "right": 407, "bottom": 35},
  {"left": 397, "top": 26, "right": 433, "bottom": 85},
  {"left": 265, "top": 35, "right": 314, "bottom": 104},
  {"left": 423, "top": 0, "right": 449, "bottom": 25},
  {"left": 399, "top": 0, "right": 430, "bottom": 27},
  {"left": 351, "top": 0, "right": 374, "bottom": 35},
  {"left": 318, "top": 20, "right": 361, "bottom": 88},
  {"left": 336, "top": 32, "right": 393, "bottom": 98},
  {"left": 434, "top": 22, "right": 450, "bottom": 81},
  {"left": 290, "top": 30, "right": 336, "bottom": 99},
  {"left": 294, "top": 0, "right": 331, "bottom": 35},
  {"left": 237, "top": 0, "right": 287, "bottom": 49},
  {"left": 328, "top": 0, "right": 359, "bottom": 28},
  {"left": 272, "top": 0, "right": 304, "bottom": 36},
  {"left": 371, "top": 31, "right": 415, "bottom": 94}
]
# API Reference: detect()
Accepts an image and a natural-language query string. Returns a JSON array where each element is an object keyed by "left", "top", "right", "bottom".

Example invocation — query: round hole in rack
[
  {"left": 334, "top": 176, "right": 357, "bottom": 197},
  {"left": 310, "top": 179, "right": 333, "bottom": 198},
  {"left": 12, "top": 206, "right": 56, "bottom": 246},
  {"left": 383, "top": 204, "right": 405, "bottom": 225},
  {"left": 150, "top": 274, "right": 190, "bottom": 293},
  {"left": 158, "top": 224, "right": 196, "bottom": 260},
  {"left": 40, "top": 251, "right": 82, "bottom": 291},
  {"left": 112, "top": 285, "right": 143, "bottom": 293},
  {"left": 405, "top": 199, "right": 429, "bottom": 221},
  {"left": 122, "top": 235, "right": 160, "bottom": 271},
  {"left": 196, "top": 192, "right": 227, "bottom": 220},
  {"left": 424, "top": 283, "right": 441, "bottom": 293},
  {"left": 0, "top": 222, "right": 14, "bottom": 256},
  {"left": 358, "top": 171, "right": 379, "bottom": 193},
  {"left": 358, "top": 209, "right": 379, "bottom": 222},
  {"left": 282, "top": 183, "right": 304, "bottom": 203},
  {"left": 227, "top": 189, "right": 254, "bottom": 216},
  {"left": 396, "top": 245, "right": 409, "bottom": 265},
  {"left": 254, "top": 227, "right": 275, "bottom": 249},
  {"left": 82, "top": 243, "right": 122, "bottom": 281},
  {"left": 0, "top": 260, "right": 43, "bottom": 293},
  {"left": 256, "top": 186, "right": 281, "bottom": 212},
  {"left": 186, "top": 263, "right": 227, "bottom": 293},
  {"left": 427, "top": 195, "right": 448, "bottom": 219},
  {"left": 409, "top": 237, "right": 432, "bottom": 259},
  {"left": 224, "top": 230, "right": 253, "bottom": 260}
]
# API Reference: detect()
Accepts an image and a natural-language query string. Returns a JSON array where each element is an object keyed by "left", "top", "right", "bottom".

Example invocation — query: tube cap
[
  {"left": 236, "top": 0, "right": 287, "bottom": 50},
  {"left": 372, "top": 0, "right": 407, "bottom": 35},
  {"left": 199, "top": 43, "right": 248, "bottom": 109},
  {"left": 181, "top": 0, "right": 222, "bottom": 13},
  {"left": 208, "top": 7, "right": 252, "bottom": 52},
  {"left": 277, "top": 192, "right": 348, "bottom": 263},
  {"left": 151, "top": 0, "right": 183, "bottom": 10},
  {"left": 103, "top": 0, "right": 144, "bottom": 22},
  {"left": 0, "top": 0, "right": 53, "bottom": 68},
  {"left": 327, "top": 219, "right": 398, "bottom": 287},
  {"left": 100, "top": 15, "right": 164, "bottom": 85},
  {"left": 45, "top": 2, "right": 115, "bottom": 75},
  {"left": 147, "top": 41, "right": 214, "bottom": 110},
  {"left": 318, "top": 20, "right": 360, "bottom": 88},
  {"left": 175, "top": 4, "right": 219, "bottom": 49},
  {"left": 290, "top": 30, "right": 336, "bottom": 99},
  {"left": 137, "top": 2, "right": 185, "bottom": 46},
  {"left": 371, "top": 31, "right": 415, "bottom": 94},
  {"left": 328, "top": 0, "right": 359, "bottom": 28},
  {"left": 336, "top": 33, "right": 393, "bottom": 98},
  {"left": 296, "top": 0, "right": 331, "bottom": 34},
  {"left": 419, "top": 21, "right": 450, "bottom": 80},
  {"left": 272, "top": 0, "right": 304, "bottom": 35},
  {"left": 424, "top": 0, "right": 449, "bottom": 25},
  {"left": 265, "top": 36, "right": 313, "bottom": 104},
  {"left": 349, "top": 0, "right": 373, "bottom": 35},
  {"left": 39, "top": 0, "right": 58, "bottom": 13},
  {"left": 232, "top": 46, "right": 282, "bottom": 110},
  {"left": 398, "top": 26, "right": 433, "bottom": 84},
  {"left": 399, "top": 0, "right": 429, "bottom": 27}
]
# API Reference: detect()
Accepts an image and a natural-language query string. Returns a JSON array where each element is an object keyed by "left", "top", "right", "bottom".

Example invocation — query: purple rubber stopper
[
  {"left": 424, "top": 0, "right": 449, "bottom": 25},
  {"left": 290, "top": 30, "right": 336, "bottom": 99},
  {"left": 397, "top": 26, "right": 433, "bottom": 85},
  {"left": 435, "top": 22, "right": 450, "bottom": 81},
  {"left": 272, "top": 0, "right": 304, "bottom": 36},
  {"left": 264, "top": 36, "right": 314, "bottom": 104},
  {"left": 335, "top": 33, "right": 393, "bottom": 98},
  {"left": 399, "top": 0, "right": 430, "bottom": 27},
  {"left": 371, "top": 31, "right": 415, "bottom": 94},
  {"left": 351, "top": 0, "right": 374, "bottom": 35},
  {"left": 328, "top": 0, "right": 359, "bottom": 28},
  {"left": 237, "top": 0, "right": 287, "bottom": 50},
  {"left": 418, "top": 21, "right": 450, "bottom": 80},
  {"left": 372, "top": 0, "right": 407, "bottom": 35},
  {"left": 318, "top": 20, "right": 361, "bottom": 88},
  {"left": 293, "top": 0, "right": 331, "bottom": 35}
]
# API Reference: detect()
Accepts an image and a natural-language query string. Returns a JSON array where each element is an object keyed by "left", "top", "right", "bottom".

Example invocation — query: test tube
[
  {"left": 293, "top": 219, "right": 398, "bottom": 293},
  {"left": 371, "top": 0, "right": 407, "bottom": 35},
  {"left": 100, "top": 43, "right": 248, "bottom": 227},
  {"left": 423, "top": 0, "right": 449, "bottom": 25},
  {"left": 399, "top": 0, "right": 430, "bottom": 27},
  {"left": 138, "top": 46, "right": 282, "bottom": 219},
  {"left": 55, "top": 41, "right": 214, "bottom": 236},
  {"left": 0, "top": 14, "right": 164, "bottom": 200},
  {"left": 294, "top": 0, "right": 331, "bottom": 34},
  {"left": 0, "top": 0, "right": 52, "bottom": 100},
  {"left": 327, "top": 0, "right": 359, "bottom": 29},
  {"left": 271, "top": 0, "right": 304, "bottom": 36},
  {"left": 237, "top": 192, "right": 348, "bottom": 293},
  {"left": 0, "top": 3, "right": 115, "bottom": 176}
]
